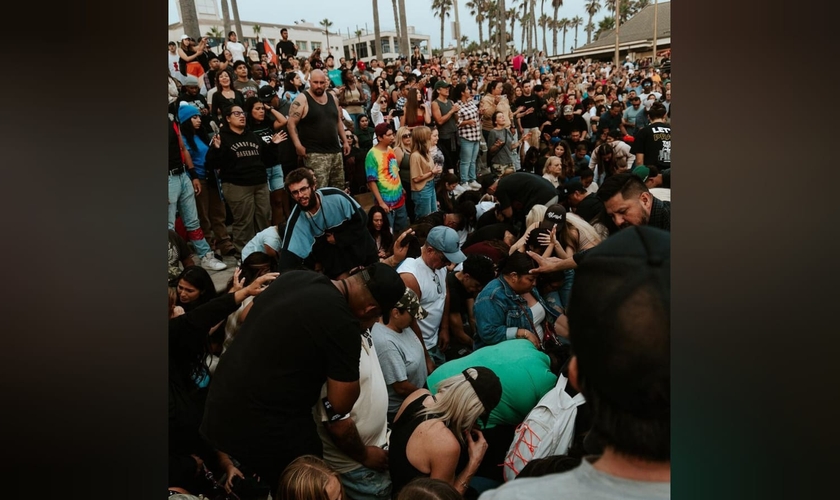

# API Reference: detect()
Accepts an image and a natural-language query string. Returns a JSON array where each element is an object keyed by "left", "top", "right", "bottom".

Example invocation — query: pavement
[{"left": 194, "top": 192, "right": 376, "bottom": 294}]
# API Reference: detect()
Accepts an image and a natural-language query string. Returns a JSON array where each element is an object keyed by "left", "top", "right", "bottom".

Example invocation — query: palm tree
[
  {"left": 220, "top": 0, "right": 231, "bottom": 35},
  {"left": 372, "top": 0, "right": 383, "bottom": 60},
  {"left": 230, "top": 0, "right": 244, "bottom": 43},
  {"left": 320, "top": 18, "right": 334, "bottom": 52},
  {"left": 551, "top": 0, "right": 563, "bottom": 55},
  {"left": 570, "top": 15, "right": 583, "bottom": 51},
  {"left": 398, "top": 0, "right": 410, "bottom": 56},
  {"left": 466, "top": 0, "right": 485, "bottom": 50},
  {"left": 252, "top": 24, "right": 262, "bottom": 41},
  {"left": 391, "top": 0, "right": 401, "bottom": 48},
  {"left": 178, "top": 0, "right": 200, "bottom": 39},
  {"left": 431, "top": 0, "right": 454, "bottom": 51},
  {"left": 595, "top": 15, "right": 614, "bottom": 40},
  {"left": 584, "top": 0, "right": 601, "bottom": 44},
  {"left": 460, "top": 35, "right": 470, "bottom": 47},
  {"left": 583, "top": 21, "right": 595, "bottom": 45},
  {"left": 206, "top": 26, "right": 223, "bottom": 39},
  {"left": 538, "top": 13, "right": 549, "bottom": 54},
  {"left": 558, "top": 17, "right": 570, "bottom": 54},
  {"left": 498, "top": 0, "right": 507, "bottom": 58}
]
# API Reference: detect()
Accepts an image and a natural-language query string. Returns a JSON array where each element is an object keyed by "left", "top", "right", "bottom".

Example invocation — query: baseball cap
[
  {"left": 393, "top": 288, "right": 428, "bottom": 321},
  {"left": 183, "top": 75, "right": 200, "bottom": 87},
  {"left": 463, "top": 367, "right": 503, "bottom": 424},
  {"left": 563, "top": 105, "right": 574, "bottom": 115},
  {"left": 540, "top": 203, "right": 567, "bottom": 230},
  {"left": 258, "top": 86, "right": 277, "bottom": 103},
  {"left": 631, "top": 165, "right": 651, "bottom": 182},
  {"left": 557, "top": 180, "right": 586, "bottom": 203},
  {"left": 434, "top": 80, "right": 451, "bottom": 90},
  {"left": 180, "top": 34, "right": 193, "bottom": 41},
  {"left": 360, "top": 262, "right": 406, "bottom": 321},
  {"left": 357, "top": 61, "right": 366, "bottom": 71},
  {"left": 426, "top": 226, "right": 466, "bottom": 264},
  {"left": 394, "top": 75, "right": 405, "bottom": 83}
]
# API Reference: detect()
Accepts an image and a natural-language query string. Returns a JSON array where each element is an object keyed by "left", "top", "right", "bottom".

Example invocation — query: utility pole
[
  {"left": 614, "top": 0, "right": 621, "bottom": 67},
  {"left": 652, "top": 0, "right": 658, "bottom": 66},
  {"left": 454, "top": 0, "right": 462, "bottom": 55}
]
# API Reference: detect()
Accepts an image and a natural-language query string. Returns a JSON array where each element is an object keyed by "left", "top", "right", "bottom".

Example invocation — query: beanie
[{"left": 178, "top": 103, "right": 201, "bottom": 124}]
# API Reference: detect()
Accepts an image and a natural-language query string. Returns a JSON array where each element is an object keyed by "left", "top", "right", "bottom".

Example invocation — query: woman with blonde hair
[
  {"left": 409, "top": 126, "right": 442, "bottom": 218},
  {"left": 389, "top": 367, "right": 503, "bottom": 497},
  {"left": 277, "top": 455, "right": 343, "bottom": 500},
  {"left": 394, "top": 126, "right": 416, "bottom": 220}
]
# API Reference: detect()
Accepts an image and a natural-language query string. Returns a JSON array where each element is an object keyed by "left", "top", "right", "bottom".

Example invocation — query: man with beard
[
  {"left": 200, "top": 262, "right": 406, "bottom": 500},
  {"left": 275, "top": 28, "right": 297, "bottom": 60},
  {"left": 232, "top": 60, "right": 259, "bottom": 99},
  {"left": 279, "top": 167, "right": 378, "bottom": 279},
  {"left": 287, "top": 69, "right": 351, "bottom": 190},
  {"left": 597, "top": 172, "right": 670, "bottom": 232}
]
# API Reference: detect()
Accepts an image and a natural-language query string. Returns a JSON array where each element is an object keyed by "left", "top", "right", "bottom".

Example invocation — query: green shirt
[{"left": 427, "top": 339, "right": 558, "bottom": 429}]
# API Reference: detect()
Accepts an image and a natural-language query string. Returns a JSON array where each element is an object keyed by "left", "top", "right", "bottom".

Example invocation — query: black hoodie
[{"left": 205, "top": 127, "right": 279, "bottom": 186}]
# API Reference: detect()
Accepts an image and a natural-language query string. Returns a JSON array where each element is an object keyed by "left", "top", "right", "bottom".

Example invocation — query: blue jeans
[
  {"left": 459, "top": 138, "right": 479, "bottom": 183},
  {"left": 411, "top": 181, "right": 437, "bottom": 218},
  {"left": 338, "top": 466, "right": 392, "bottom": 500},
  {"left": 168, "top": 173, "right": 212, "bottom": 257},
  {"left": 388, "top": 204, "right": 410, "bottom": 234},
  {"left": 266, "top": 165, "right": 285, "bottom": 191}
]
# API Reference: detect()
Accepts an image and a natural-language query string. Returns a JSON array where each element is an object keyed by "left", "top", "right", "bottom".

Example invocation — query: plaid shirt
[
  {"left": 649, "top": 197, "right": 670, "bottom": 231},
  {"left": 457, "top": 100, "right": 482, "bottom": 142}
]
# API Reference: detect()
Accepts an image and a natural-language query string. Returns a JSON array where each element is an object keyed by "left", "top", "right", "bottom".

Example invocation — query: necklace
[{"left": 304, "top": 198, "right": 328, "bottom": 234}]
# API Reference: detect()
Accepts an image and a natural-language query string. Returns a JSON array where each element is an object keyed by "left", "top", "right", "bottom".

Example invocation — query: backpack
[{"left": 502, "top": 374, "right": 586, "bottom": 482}]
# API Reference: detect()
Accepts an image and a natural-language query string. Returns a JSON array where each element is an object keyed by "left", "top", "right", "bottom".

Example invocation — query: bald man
[{"left": 287, "top": 69, "right": 352, "bottom": 189}]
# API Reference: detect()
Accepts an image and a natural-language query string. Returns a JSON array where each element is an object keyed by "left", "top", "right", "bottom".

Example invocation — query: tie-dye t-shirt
[{"left": 365, "top": 146, "right": 405, "bottom": 209}]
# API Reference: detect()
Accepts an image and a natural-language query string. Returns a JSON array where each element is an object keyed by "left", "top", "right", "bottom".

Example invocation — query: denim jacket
[{"left": 473, "top": 276, "right": 560, "bottom": 349}]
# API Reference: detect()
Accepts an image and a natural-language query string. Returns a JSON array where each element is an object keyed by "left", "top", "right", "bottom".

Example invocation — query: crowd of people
[{"left": 167, "top": 27, "right": 671, "bottom": 500}]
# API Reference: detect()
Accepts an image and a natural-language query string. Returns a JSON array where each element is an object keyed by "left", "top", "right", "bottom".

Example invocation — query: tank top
[
  {"left": 435, "top": 99, "right": 458, "bottom": 139},
  {"left": 398, "top": 147, "right": 412, "bottom": 185},
  {"left": 396, "top": 258, "right": 446, "bottom": 350},
  {"left": 299, "top": 91, "right": 341, "bottom": 154},
  {"left": 389, "top": 397, "right": 438, "bottom": 495}
]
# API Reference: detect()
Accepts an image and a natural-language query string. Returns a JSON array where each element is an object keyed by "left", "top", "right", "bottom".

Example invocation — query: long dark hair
[
  {"left": 284, "top": 71, "right": 302, "bottom": 94},
  {"left": 176, "top": 266, "right": 217, "bottom": 310},
  {"left": 595, "top": 143, "right": 620, "bottom": 178},
  {"left": 244, "top": 96, "right": 266, "bottom": 128},
  {"left": 367, "top": 205, "right": 393, "bottom": 250},
  {"left": 179, "top": 114, "right": 210, "bottom": 151}
]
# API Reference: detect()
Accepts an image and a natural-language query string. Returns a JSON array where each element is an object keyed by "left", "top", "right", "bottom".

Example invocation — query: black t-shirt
[
  {"left": 446, "top": 271, "right": 469, "bottom": 316},
  {"left": 630, "top": 122, "right": 671, "bottom": 170},
  {"left": 556, "top": 115, "right": 588, "bottom": 138},
  {"left": 276, "top": 40, "right": 297, "bottom": 59},
  {"left": 514, "top": 94, "right": 544, "bottom": 129},
  {"left": 495, "top": 173, "right": 557, "bottom": 221},
  {"left": 200, "top": 271, "right": 362, "bottom": 460}
]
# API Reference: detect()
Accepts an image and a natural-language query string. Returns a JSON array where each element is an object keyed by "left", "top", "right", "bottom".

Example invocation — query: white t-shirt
[
  {"left": 226, "top": 41, "right": 247, "bottom": 62},
  {"left": 241, "top": 226, "right": 282, "bottom": 261},
  {"left": 314, "top": 333, "right": 389, "bottom": 473},
  {"left": 168, "top": 51, "right": 183, "bottom": 81}
]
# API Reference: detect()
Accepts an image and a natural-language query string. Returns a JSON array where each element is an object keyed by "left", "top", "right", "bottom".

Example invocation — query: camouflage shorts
[{"left": 304, "top": 152, "right": 344, "bottom": 189}]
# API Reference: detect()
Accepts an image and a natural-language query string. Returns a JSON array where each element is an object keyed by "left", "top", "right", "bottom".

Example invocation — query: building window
[
  {"left": 297, "top": 41, "right": 308, "bottom": 51},
  {"left": 195, "top": 0, "right": 216, "bottom": 15},
  {"left": 356, "top": 42, "right": 368, "bottom": 59},
  {"left": 381, "top": 38, "right": 391, "bottom": 54},
  {"left": 311, "top": 41, "right": 322, "bottom": 51},
  {"left": 370, "top": 40, "right": 377, "bottom": 57}
]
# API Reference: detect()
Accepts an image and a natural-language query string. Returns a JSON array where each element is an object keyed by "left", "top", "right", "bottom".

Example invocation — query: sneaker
[
  {"left": 201, "top": 252, "right": 228, "bottom": 271},
  {"left": 469, "top": 180, "right": 482, "bottom": 190},
  {"left": 452, "top": 184, "right": 467, "bottom": 197}
]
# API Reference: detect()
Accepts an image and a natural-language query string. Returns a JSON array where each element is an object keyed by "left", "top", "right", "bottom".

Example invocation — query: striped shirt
[{"left": 457, "top": 100, "right": 482, "bottom": 142}]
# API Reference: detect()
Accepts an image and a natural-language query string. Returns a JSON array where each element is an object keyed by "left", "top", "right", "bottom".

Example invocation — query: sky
[{"left": 167, "top": 0, "right": 637, "bottom": 54}]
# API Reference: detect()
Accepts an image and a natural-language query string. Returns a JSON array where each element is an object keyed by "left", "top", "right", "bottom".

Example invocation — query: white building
[
  {"left": 169, "top": 1, "right": 341, "bottom": 58},
  {"left": 341, "top": 27, "right": 431, "bottom": 64}
]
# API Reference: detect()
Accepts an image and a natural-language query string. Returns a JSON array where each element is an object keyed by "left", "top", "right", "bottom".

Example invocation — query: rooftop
[{"left": 575, "top": 1, "right": 671, "bottom": 52}]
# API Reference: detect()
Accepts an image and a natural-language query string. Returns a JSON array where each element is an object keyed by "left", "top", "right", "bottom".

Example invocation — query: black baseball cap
[
  {"left": 361, "top": 262, "right": 407, "bottom": 324},
  {"left": 258, "top": 86, "right": 277, "bottom": 103},
  {"left": 463, "top": 367, "right": 503, "bottom": 424}
]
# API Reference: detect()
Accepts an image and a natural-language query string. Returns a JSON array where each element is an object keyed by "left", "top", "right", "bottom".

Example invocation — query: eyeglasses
[
  {"left": 289, "top": 185, "right": 312, "bottom": 196},
  {"left": 229, "top": 110, "right": 245, "bottom": 117}
]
